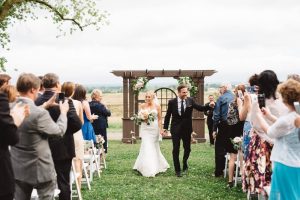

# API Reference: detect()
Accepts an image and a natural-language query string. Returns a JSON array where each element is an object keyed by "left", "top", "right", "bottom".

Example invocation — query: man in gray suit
[{"left": 10, "top": 73, "right": 69, "bottom": 200}]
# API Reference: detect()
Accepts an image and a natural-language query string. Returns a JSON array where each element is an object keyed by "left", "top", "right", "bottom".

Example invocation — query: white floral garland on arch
[{"left": 132, "top": 77, "right": 149, "bottom": 95}]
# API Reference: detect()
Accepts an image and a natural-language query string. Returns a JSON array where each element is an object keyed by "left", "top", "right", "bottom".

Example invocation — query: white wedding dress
[{"left": 133, "top": 109, "right": 170, "bottom": 177}]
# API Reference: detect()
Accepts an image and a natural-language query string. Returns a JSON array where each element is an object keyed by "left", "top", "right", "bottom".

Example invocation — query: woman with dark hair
[
  {"left": 254, "top": 79, "right": 300, "bottom": 200},
  {"left": 89, "top": 89, "right": 111, "bottom": 153},
  {"left": 73, "top": 84, "right": 98, "bottom": 143},
  {"left": 243, "top": 70, "right": 288, "bottom": 199}
]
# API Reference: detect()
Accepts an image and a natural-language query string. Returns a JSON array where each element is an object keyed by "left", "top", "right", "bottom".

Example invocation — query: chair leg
[
  {"left": 71, "top": 159, "right": 83, "bottom": 200},
  {"left": 234, "top": 151, "right": 240, "bottom": 187},
  {"left": 82, "top": 161, "right": 91, "bottom": 190},
  {"left": 224, "top": 153, "right": 229, "bottom": 178}
]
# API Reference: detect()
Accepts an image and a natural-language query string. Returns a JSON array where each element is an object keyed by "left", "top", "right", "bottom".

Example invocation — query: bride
[{"left": 133, "top": 91, "right": 170, "bottom": 177}]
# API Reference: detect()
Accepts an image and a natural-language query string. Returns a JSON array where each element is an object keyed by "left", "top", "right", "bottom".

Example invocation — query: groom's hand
[{"left": 161, "top": 129, "right": 167, "bottom": 136}]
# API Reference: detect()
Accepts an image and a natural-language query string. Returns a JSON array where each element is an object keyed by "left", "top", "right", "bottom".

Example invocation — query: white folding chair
[
  {"left": 234, "top": 150, "right": 243, "bottom": 187},
  {"left": 70, "top": 159, "right": 83, "bottom": 200},
  {"left": 83, "top": 140, "right": 101, "bottom": 182},
  {"left": 224, "top": 153, "right": 230, "bottom": 178}
]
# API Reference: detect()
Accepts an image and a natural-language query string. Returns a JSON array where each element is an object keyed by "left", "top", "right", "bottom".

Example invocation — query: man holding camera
[{"left": 35, "top": 73, "right": 82, "bottom": 200}]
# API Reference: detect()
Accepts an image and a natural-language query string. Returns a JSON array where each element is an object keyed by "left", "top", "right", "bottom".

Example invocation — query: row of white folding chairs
[{"left": 70, "top": 140, "right": 107, "bottom": 199}]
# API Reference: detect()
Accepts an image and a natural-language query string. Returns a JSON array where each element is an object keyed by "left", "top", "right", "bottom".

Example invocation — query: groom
[{"left": 162, "top": 84, "right": 213, "bottom": 177}]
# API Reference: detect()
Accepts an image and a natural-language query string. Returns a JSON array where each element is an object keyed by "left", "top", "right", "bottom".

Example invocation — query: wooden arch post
[{"left": 112, "top": 70, "right": 216, "bottom": 143}]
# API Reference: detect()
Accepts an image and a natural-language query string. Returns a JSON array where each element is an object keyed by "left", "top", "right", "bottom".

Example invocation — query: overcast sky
[{"left": 2, "top": 0, "right": 300, "bottom": 85}]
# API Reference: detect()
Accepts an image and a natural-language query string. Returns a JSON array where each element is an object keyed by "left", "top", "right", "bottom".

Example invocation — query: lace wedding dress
[{"left": 133, "top": 109, "right": 170, "bottom": 177}]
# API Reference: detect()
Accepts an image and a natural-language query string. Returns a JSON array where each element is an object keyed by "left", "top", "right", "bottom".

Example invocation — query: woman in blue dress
[{"left": 73, "top": 84, "right": 98, "bottom": 143}]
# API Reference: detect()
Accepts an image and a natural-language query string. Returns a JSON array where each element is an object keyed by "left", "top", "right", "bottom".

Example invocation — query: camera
[
  {"left": 257, "top": 93, "right": 265, "bottom": 109},
  {"left": 58, "top": 92, "right": 65, "bottom": 103},
  {"left": 294, "top": 102, "right": 300, "bottom": 114}
]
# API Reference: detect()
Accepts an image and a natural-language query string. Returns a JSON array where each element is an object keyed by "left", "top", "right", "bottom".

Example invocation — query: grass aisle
[{"left": 82, "top": 140, "right": 246, "bottom": 200}]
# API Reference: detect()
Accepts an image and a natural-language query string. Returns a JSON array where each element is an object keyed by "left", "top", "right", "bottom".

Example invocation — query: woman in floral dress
[{"left": 242, "top": 70, "right": 288, "bottom": 199}]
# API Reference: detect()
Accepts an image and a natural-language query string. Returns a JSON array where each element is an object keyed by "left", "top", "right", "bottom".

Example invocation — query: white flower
[{"left": 233, "top": 137, "right": 242, "bottom": 143}]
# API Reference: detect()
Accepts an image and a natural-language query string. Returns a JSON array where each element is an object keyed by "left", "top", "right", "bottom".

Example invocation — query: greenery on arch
[{"left": 178, "top": 77, "right": 198, "bottom": 97}]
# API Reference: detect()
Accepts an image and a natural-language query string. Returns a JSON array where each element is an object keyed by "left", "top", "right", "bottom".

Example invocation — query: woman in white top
[
  {"left": 254, "top": 79, "right": 300, "bottom": 200},
  {"left": 61, "top": 82, "right": 85, "bottom": 188},
  {"left": 133, "top": 91, "right": 170, "bottom": 177}
]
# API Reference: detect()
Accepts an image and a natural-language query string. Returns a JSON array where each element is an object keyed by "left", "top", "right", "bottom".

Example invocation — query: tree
[{"left": 0, "top": 0, "right": 108, "bottom": 71}]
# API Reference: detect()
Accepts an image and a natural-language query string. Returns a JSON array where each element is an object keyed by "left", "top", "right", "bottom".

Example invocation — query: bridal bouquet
[
  {"left": 130, "top": 110, "right": 155, "bottom": 125},
  {"left": 230, "top": 136, "right": 242, "bottom": 150}
]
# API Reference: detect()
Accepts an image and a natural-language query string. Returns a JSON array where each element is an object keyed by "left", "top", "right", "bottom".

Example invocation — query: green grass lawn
[{"left": 81, "top": 140, "right": 246, "bottom": 200}]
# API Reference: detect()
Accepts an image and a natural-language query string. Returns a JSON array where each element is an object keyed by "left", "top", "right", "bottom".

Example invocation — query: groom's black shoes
[
  {"left": 182, "top": 168, "right": 188, "bottom": 176},
  {"left": 182, "top": 164, "right": 188, "bottom": 175},
  {"left": 175, "top": 171, "right": 182, "bottom": 177}
]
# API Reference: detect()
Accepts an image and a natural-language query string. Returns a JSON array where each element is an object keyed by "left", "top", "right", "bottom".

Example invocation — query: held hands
[
  {"left": 160, "top": 129, "right": 168, "bottom": 136},
  {"left": 209, "top": 101, "right": 215, "bottom": 108},
  {"left": 10, "top": 102, "right": 30, "bottom": 127}
]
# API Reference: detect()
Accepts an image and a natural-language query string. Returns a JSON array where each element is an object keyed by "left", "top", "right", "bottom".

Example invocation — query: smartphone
[
  {"left": 58, "top": 92, "right": 65, "bottom": 103},
  {"left": 257, "top": 93, "right": 265, "bottom": 109},
  {"left": 246, "top": 86, "right": 256, "bottom": 94},
  {"left": 237, "top": 90, "right": 244, "bottom": 99},
  {"left": 294, "top": 102, "right": 300, "bottom": 114}
]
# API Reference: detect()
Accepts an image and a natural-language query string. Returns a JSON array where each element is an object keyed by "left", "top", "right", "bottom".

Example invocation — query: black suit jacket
[
  {"left": 0, "top": 92, "right": 18, "bottom": 195},
  {"left": 163, "top": 97, "right": 210, "bottom": 135},
  {"left": 35, "top": 91, "right": 82, "bottom": 161},
  {"left": 89, "top": 100, "right": 111, "bottom": 134}
]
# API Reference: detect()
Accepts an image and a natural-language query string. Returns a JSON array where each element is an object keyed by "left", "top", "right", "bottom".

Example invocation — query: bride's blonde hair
[{"left": 145, "top": 91, "right": 155, "bottom": 101}]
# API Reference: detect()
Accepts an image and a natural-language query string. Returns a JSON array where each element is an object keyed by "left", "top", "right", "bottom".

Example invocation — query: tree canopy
[{"left": 0, "top": 0, "right": 108, "bottom": 71}]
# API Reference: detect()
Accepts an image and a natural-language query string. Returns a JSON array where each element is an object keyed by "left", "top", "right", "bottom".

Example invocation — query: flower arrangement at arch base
[
  {"left": 130, "top": 110, "right": 155, "bottom": 125},
  {"left": 178, "top": 77, "right": 198, "bottom": 97},
  {"left": 132, "top": 77, "right": 149, "bottom": 95}
]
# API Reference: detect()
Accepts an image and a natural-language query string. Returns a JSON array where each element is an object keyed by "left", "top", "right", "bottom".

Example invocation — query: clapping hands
[{"left": 10, "top": 102, "right": 30, "bottom": 127}]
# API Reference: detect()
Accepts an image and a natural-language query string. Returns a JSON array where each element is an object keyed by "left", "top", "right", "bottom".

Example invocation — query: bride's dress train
[{"left": 133, "top": 109, "right": 170, "bottom": 177}]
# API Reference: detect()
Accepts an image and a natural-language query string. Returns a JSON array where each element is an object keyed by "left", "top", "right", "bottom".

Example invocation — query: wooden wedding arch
[{"left": 111, "top": 70, "right": 216, "bottom": 143}]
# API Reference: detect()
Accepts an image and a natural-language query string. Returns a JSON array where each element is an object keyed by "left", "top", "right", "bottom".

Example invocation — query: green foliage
[
  {"left": 82, "top": 141, "right": 246, "bottom": 199},
  {"left": 178, "top": 77, "right": 198, "bottom": 97},
  {"left": 0, "top": 0, "right": 109, "bottom": 70},
  {"left": 0, "top": 56, "right": 7, "bottom": 72}
]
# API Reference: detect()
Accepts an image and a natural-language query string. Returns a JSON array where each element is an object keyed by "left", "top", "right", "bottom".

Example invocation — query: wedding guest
[
  {"left": 225, "top": 84, "right": 245, "bottom": 188},
  {"left": 204, "top": 95, "right": 215, "bottom": 146},
  {"left": 61, "top": 81, "right": 85, "bottom": 188},
  {"left": 212, "top": 83, "right": 234, "bottom": 177},
  {"left": 38, "top": 75, "right": 45, "bottom": 97},
  {"left": 10, "top": 73, "right": 69, "bottom": 200},
  {"left": 89, "top": 89, "right": 111, "bottom": 153},
  {"left": 237, "top": 74, "right": 259, "bottom": 161},
  {"left": 287, "top": 74, "right": 300, "bottom": 82},
  {"left": 254, "top": 79, "right": 300, "bottom": 200},
  {"left": 73, "top": 84, "right": 98, "bottom": 143},
  {"left": 0, "top": 73, "right": 11, "bottom": 88},
  {"left": 35, "top": 74, "right": 82, "bottom": 200},
  {"left": 0, "top": 91, "right": 28, "bottom": 200},
  {"left": 243, "top": 70, "right": 288, "bottom": 199},
  {"left": 0, "top": 85, "right": 18, "bottom": 102}
]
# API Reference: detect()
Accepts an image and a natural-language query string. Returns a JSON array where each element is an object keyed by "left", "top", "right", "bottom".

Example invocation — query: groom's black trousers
[{"left": 171, "top": 132, "right": 191, "bottom": 172}]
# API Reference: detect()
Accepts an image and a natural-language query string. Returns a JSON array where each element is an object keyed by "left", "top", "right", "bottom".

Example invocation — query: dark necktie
[{"left": 181, "top": 100, "right": 184, "bottom": 116}]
